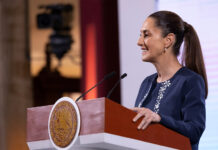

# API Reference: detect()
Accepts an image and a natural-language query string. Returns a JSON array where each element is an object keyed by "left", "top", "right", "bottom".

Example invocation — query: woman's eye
[
  {"left": 139, "top": 33, "right": 148, "bottom": 37},
  {"left": 144, "top": 34, "right": 148, "bottom": 37}
]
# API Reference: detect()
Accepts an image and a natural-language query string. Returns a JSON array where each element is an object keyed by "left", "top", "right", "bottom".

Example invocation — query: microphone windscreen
[{"left": 120, "top": 73, "right": 127, "bottom": 79}]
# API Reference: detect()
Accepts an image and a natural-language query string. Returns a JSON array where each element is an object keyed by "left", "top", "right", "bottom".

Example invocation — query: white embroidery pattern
[{"left": 154, "top": 80, "right": 171, "bottom": 113}]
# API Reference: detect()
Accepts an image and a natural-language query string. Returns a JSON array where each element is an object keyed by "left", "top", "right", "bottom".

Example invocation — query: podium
[{"left": 26, "top": 97, "right": 191, "bottom": 150}]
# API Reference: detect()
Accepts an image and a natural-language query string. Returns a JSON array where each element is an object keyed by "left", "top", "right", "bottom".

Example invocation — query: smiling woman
[
  {"left": 132, "top": 11, "right": 207, "bottom": 150},
  {"left": 138, "top": 17, "right": 169, "bottom": 63}
]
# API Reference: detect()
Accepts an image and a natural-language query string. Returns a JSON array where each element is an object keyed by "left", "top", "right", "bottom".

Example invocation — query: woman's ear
[{"left": 164, "top": 33, "right": 175, "bottom": 48}]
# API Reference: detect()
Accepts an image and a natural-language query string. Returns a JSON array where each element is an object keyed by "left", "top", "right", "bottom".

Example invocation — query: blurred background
[{"left": 0, "top": 0, "right": 217, "bottom": 149}]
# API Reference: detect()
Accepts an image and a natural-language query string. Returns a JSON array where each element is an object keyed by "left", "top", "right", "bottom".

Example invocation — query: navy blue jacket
[{"left": 135, "top": 67, "right": 206, "bottom": 150}]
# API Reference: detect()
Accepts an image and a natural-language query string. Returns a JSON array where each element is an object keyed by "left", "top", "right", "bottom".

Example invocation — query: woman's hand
[{"left": 131, "top": 107, "right": 161, "bottom": 130}]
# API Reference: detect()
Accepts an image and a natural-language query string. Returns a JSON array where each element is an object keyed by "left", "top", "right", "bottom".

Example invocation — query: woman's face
[{"left": 137, "top": 17, "right": 166, "bottom": 62}]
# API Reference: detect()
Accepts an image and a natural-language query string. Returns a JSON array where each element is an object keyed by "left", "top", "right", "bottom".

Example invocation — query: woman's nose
[{"left": 137, "top": 36, "right": 143, "bottom": 46}]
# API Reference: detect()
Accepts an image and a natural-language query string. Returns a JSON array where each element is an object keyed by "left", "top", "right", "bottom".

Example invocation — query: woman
[{"left": 132, "top": 11, "right": 207, "bottom": 150}]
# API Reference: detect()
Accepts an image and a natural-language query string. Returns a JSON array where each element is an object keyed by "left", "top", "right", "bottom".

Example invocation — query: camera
[
  {"left": 37, "top": 4, "right": 74, "bottom": 60},
  {"left": 37, "top": 4, "right": 73, "bottom": 30}
]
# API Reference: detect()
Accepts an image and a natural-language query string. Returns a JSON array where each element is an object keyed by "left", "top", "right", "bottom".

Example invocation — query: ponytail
[{"left": 183, "top": 22, "right": 208, "bottom": 98}]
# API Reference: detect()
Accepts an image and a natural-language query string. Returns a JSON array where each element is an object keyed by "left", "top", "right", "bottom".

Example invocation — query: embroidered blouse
[{"left": 135, "top": 67, "right": 206, "bottom": 150}]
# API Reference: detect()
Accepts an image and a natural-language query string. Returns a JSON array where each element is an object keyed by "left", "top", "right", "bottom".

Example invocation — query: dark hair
[{"left": 149, "top": 11, "right": 208, "bottom": 98}]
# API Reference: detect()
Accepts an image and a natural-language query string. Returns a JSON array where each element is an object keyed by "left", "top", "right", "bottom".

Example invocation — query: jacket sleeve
[{"left": 159, "top": 75, "right": 206, "bottom": 144}]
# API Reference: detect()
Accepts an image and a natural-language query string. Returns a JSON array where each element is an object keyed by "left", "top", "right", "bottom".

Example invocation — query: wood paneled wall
[{"left": 0, "top": 0, "right": 33, "bottom": 149}]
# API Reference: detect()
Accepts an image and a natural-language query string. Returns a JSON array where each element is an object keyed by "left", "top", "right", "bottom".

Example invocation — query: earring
[{"left": 163, "top": 47, "right": 167, "bottom": 53}]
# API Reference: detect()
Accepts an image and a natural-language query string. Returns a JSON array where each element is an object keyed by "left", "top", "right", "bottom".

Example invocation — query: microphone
[
  {"left": 75, "top": 71, "right": 116, "bottom": 102},
  {"left": 106, "top": 73, "right": 127, "bottom": 99}
]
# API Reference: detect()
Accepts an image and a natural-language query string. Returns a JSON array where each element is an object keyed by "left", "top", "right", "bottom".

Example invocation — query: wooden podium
[{"left": 26, "top": 97, "right": 191, "bottom": 150}]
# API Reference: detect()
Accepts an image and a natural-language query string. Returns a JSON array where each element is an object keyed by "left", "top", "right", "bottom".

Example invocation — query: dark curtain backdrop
[{"left": 80, "top": 0, "right": 121, "bottom": 103}]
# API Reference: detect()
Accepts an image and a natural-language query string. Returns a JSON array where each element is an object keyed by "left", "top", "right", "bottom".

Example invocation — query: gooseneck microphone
[
  {"left": 75, "top": 71, "right": 116, "bottom": 102},
  {"left": 106, "top": 73, "right": 127, "bottom": 99}
]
